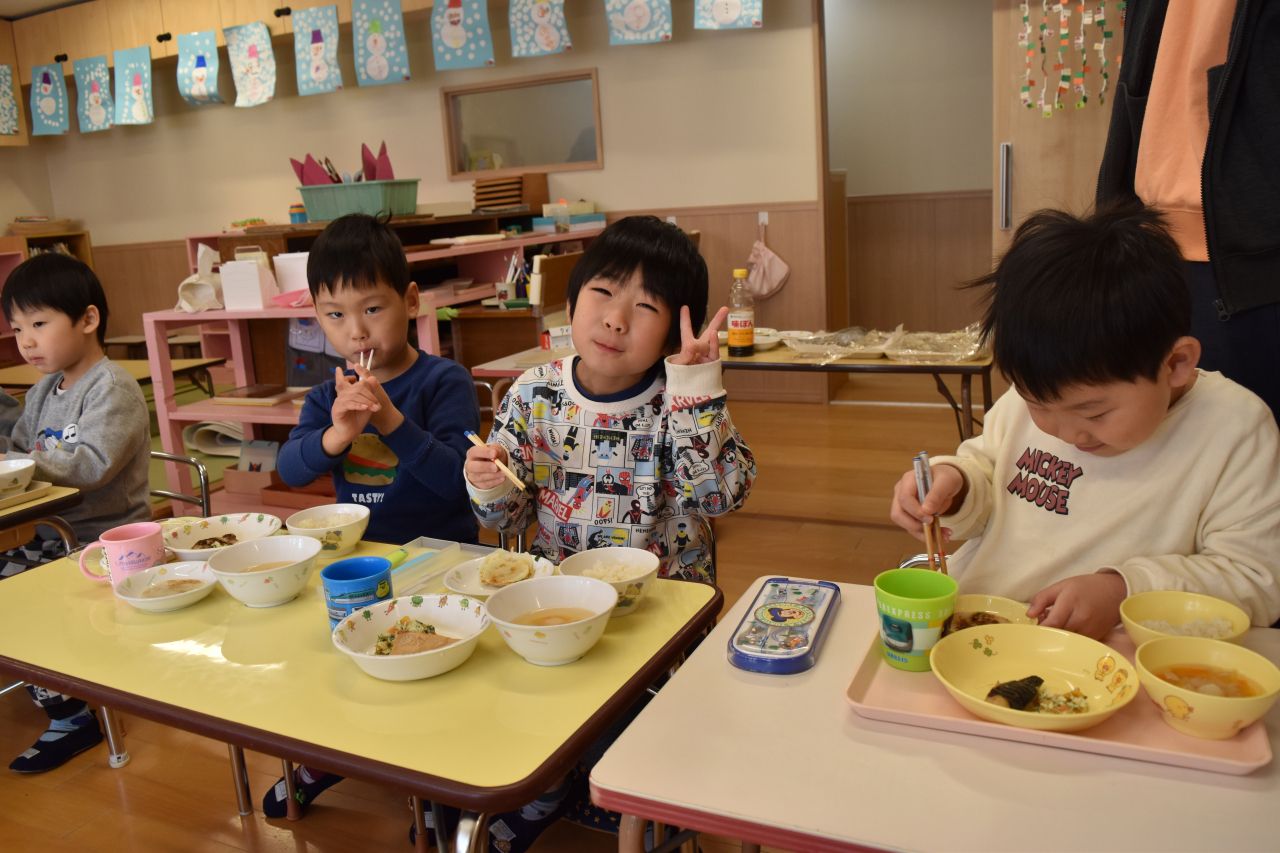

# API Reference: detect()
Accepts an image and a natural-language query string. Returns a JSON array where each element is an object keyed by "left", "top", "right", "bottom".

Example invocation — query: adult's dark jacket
[{"left": 1096, "top": 0, "right": 1280, "bottom": 318}]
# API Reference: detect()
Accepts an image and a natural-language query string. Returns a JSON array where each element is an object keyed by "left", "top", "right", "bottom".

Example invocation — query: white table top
[{"left": 590, "top": 577, "right": 1280, "bottom": 852}]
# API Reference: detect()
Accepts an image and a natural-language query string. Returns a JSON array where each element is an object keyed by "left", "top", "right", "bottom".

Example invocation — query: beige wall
[
  {"left": 0, "top": 143, "right": 53, "bottom": 223},
  {"left": 1, "top": 1, "right": 817, "bottom": 245},
  {"left": 825, "top": 0, "right": 992, "bottom": 195}
]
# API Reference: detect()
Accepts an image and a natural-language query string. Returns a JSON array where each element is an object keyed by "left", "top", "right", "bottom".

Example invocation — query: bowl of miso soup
[
  {"left": 484, "top": 575, "right": 618, "bottom": 666},
  {"left": 207, "top": 535, "right": 322, "bottom": 607},
  {"left": 1135, "top": 637, "right": 1280, "bottom": 739}
]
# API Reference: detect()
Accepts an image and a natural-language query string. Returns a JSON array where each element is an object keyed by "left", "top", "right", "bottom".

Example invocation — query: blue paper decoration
[
  {"left": 0, "top": 66, "right": 20, "bottom": 135},
  {"left": 178, "top": 31, "right": 223, "bottom": 105},
  {"left": 510, "top": 0, "right": 572, "bottom": 58},
  {"left": 113, "top": 47, "right": 153, "bottom": 125},
  {"left": 30, "top": 63, "right": 69, "bottom": 135},
  {"left": 605, "top": 0, "right": 673, "bottom": 45},
  {"left": 73, "top": 57, "right": 113, "bottom": 133},
  {"left": 294, "top": 5, "right": 343, "bottom": 96},
  {"left": 225, "top": 22, "right": 277, "bottom": 108},
  {"left": 431, "top": 0, "right": 495, "bottom": 70},
  {"left": 694, "top": 0, "right": 763, "bottom": 30},
  {"left": 354, "top": 0, "right": 410, "bottom": 86}
]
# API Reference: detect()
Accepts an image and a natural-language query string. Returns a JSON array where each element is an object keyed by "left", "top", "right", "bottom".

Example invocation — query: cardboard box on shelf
[{"left": 221, "top": 468, "right": 274, "bottom": 496}]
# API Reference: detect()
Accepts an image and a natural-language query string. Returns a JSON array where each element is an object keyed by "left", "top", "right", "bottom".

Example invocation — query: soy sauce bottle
[{"left": 727, "top": 268, "right": 754, "bottom": 357}]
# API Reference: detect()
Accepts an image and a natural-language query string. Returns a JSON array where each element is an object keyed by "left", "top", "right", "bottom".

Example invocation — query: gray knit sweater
[{"left": 0, "top": 357, "right": 151, "bottom": 542}]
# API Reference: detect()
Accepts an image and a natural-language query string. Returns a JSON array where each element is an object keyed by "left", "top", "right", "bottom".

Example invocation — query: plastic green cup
[{"left": 874, "top": 568, "right": 958, "bottom": 672}]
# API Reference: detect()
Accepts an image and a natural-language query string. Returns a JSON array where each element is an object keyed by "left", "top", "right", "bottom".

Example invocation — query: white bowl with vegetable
[
  {"left": 285, "top": 504, "right": 370, "bottom": 556},
  {"left": 206, "top": 535, "right": 321, "bottom": 607},
  {"left": 332, "top": 593, "right": 490, "bottom": 681},
  {"left": 557, "top": 547, "right": 660, "bottom": 616},
  {"left": 163, "top": 513, "right": 282, "bottom": 561}
]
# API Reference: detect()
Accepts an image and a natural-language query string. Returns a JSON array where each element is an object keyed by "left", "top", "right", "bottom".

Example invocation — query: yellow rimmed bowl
[
  {"left": 930, "top": 623, "right": 1139, "bottom": 732},
  {"left": 1120, "top": 590, "right": 1250, "bottom": 647},
  {"left": 1134, "top": 636, "right": 1280, "bottom": 739},
  {"left": 945, "top": 593, "right": 1036, "bottom": 635}
]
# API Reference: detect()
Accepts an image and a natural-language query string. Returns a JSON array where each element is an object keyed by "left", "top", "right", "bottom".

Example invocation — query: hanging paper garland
[
  {"left": 694, "top": 0, "right": 762, "bottom": 30},
  {"left": 1037, "top": 1, "right": 1051, "bottom": 117},
  {"left": 73, "top": 57, "right": 113, "bottom": 132},
  {"left": 1096, "top": 1, "right": 1122, "bottom": 106},
  {"left": 1053, "top": 3, "right": 1070, "bottom": 112},
  {"left": 294, "top": 6, "right": 343, "bottom": 96},
  {"left": 431, "top": 0, "right": 495, "bottom": 70},
  {"left": 605, "top": 0, "right": 673, "bottom": 45},
  {"left": 1018, "top": 2, "right": 1034, "bottom": 109},
  {"left": 1073, "top": 1, "right": 1088, "bottom": 108},
  {"left": 510, "top": 0, "right": 572, "bottom": 58},
  {"left": 113, "top": 47, "right": 153, "bottom": 125},
  {"left": 354, "top": 0, "right": 410, "bottom": 86},
  {"left": 0, "top": 65, "right": 18, "bottom": 135},
  {"left": 225, "top": 22, "right": 277, "bottom": 108},
  {"left": 177, "top": 31, "right": 222, "bottom": 105},
  {"left": 30, "top": 64, "right": 69, "bottom": 135}
]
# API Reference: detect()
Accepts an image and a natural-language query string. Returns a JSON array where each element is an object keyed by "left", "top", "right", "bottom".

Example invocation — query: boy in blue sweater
[{"left": 269, "top": 213, "right": 480, "bottom": 815}]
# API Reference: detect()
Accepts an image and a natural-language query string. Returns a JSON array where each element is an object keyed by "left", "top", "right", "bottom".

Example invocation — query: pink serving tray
[{"left": 845, "top": 628, "right": 1272, "bottom": 775}]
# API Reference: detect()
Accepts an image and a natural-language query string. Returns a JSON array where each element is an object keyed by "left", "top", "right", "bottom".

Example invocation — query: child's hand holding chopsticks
[
  {"left": 463, "top": 432, "right": 526, "bottom": 492},
  {"left": 889, "top": 457, "right": 965, "bottom": 569}
]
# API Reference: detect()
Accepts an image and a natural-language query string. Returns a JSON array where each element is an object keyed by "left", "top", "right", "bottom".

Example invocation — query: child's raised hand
[
  {"left": 1027, "top": 572, "right": 1127, "bottom": 640},
  {"left": 889, "top": 462, "right": 964, "bottom": 540},
  {"left": 464, "top": 442, "right": 512, "bottom": 491},
  {"left": 669, "top": 305, "right": 729, "bottom": 366},
  {"left": 352, "top": 363, "right": 403, "bottom": 435},
  {"left": 327, "top": 366, "right": 379, "bottom": 446}
]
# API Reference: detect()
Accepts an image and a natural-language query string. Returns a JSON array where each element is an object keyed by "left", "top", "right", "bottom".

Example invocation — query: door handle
[{"left": 998, "top": 142, "right": 1012, "bottom": 230}]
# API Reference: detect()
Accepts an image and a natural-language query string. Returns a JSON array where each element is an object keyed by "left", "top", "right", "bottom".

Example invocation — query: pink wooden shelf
[
  {"left": 403, "top": 229, "right": 602, "bottom": 264},
  {"left": 167, "top": 400, "right": 302, "bottom": 426}
]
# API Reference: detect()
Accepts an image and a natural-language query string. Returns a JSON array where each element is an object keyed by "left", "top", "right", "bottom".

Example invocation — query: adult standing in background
[{"left": 1096, "top": 0, "right": 1280, "bottom": 423}]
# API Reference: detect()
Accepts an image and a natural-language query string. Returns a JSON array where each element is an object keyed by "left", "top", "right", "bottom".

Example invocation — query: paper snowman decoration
[
  {"left": 86, "top": 80, "right": 106, "bottom": 125},
  {"left": 191, "top": 54, "right": 210, "bottom": 99},
  {"left": 710, "top": 0, "right": 743, "bottom": 25},
  {"left": 441, "top": 0, "right": 469, "bottom": 49},
  {"left": 365, "top": 19, "right": 389, "bottom": 80},
  {"left": 622, "top": 0, "right": 652, "bottom": 31},
  {"left": 309, "top": 29, "right": 329, "bottom": 84},
  {"left": 531, "top": 1, "right": 561, "bottom": 52},
  {"left": 130, "top": 73, "right": 149, "bottom": 122},
  {"left": 243, "top": 44, "right": 264, "bottom": 101},
  {"left": 38, "top": 71, "right": 56, "bottom": 116}
]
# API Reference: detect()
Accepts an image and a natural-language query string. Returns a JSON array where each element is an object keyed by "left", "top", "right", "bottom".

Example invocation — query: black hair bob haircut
[
  {"left": 566, "top": 215, "right": 708, "bottom": 351},
  {"left": 307, "top": 212, "right": 411, "bottom": 298},
  {"left": 971, "top": 202, "right": 1189, "bottom": 402},
  {"left": 1, "top": 252, "right": 109, "bottom": 345}
]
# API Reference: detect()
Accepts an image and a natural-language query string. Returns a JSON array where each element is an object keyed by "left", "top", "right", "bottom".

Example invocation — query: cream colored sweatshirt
[{"left": 931, "top": 371, "right": 1280, "bottom": 626}]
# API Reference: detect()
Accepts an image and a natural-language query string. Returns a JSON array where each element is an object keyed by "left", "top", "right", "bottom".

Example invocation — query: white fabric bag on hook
[{"left": 746, "top": 222, "right": 789, "bottom": 299}]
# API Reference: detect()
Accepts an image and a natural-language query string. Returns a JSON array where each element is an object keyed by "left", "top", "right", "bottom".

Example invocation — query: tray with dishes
[
  {"left": 845, "top": 628, "right": 1272, "bottom": 775},
  {"left": 0, "top": 481, "right": 55, "bottom": 511}
]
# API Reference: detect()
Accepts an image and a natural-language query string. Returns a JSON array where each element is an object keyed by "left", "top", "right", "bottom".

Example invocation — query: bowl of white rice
[
  {"left": 557, "top": 547, "right": 660, "bottom": 616},
  {"left": 285, "top": 504, "right": 370, "bottom": 557},
  {"left": 1120, "top": 590, "right": 1250, "bottom": 647}
]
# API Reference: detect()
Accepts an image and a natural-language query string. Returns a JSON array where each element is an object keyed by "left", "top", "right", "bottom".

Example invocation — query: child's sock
[
  {"left": 9, "top": 709, "right": 102, "bottom": 774},
  {"left": 482, "top": 774, "right": 576, "bottom": 853},
  {"left": 261, "top": 766, "right": 342, "bottom": 818}
]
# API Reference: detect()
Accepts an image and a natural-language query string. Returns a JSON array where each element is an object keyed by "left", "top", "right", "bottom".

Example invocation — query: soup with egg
[
  {"left": 513, "top": 607, "right": 594, "bottom": 627},
  {"left": 1155, "top": 664, "right": 1264, "bottom": 698}
]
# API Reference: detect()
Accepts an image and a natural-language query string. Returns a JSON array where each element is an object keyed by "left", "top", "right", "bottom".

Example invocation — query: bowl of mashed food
[
  {"left": 1120, "top": 590, "right": 1250, "bottom": 647},
  {"left": 1134, "top": 636, "right": 1280, "bottom": 739},
  {"left": 484, "top": 575, "right": 617, "bottom": 666},
  {"left": 557, "top": 547, "right": 660, "bottom": 616},
  {"left": 930, "top": 623, "right": 1139, "bottom": 733},
  {"left": 206, "top": 535, "right": 322, "bottom": 607},
  {"left": 164, "top": 513, "right": 282, "bottom": 561},
  {"left": 332, "top": 593, "right": 490, "bottom": 681},
  {"left": 113, "top": 561, "right": 216, "bottom": 612},
  {"left": 285, "top": 504, "right": 370, "bottom": 556}
]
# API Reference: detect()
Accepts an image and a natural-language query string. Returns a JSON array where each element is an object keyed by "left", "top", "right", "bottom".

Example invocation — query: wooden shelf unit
[{"left": 148, "top": 216, "right": 600, "bottom": 512}]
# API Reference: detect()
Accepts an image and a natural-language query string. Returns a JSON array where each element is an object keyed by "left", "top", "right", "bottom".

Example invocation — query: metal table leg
[
  {"left": 228, "top": 745, "right": 252, "bottom": 816},
  {"left": 454, "top": 810, "right": 486, "bottom": 853},
  {"left": 99, "top": 706, "right": 130, "bottom": 768},
  {"left": 960, "top": 374, "right": 974, "bottom": 440},
  {"left": 281, "top": 758, "right": 301, "bottom": 820},
  {"left": 410, "top": 795, "right": 430, "bottom": 853}
]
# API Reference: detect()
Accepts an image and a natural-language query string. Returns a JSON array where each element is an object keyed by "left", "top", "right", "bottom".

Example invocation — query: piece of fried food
[
  {"left": 389, "top": 630, "right": 455, "bottom": 655},
  {"left": 479, "top": 549, "right": 534, "bottom": 587}
]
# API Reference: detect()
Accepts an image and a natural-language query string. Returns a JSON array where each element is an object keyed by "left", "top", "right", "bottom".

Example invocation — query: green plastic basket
[{"left": 297, "top": 178, "right": 420, "bottom": 221}]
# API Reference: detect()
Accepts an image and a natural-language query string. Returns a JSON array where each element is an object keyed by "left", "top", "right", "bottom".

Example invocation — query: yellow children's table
[{"left": 0, "top": 539, "right": 720, "bottom": 853}]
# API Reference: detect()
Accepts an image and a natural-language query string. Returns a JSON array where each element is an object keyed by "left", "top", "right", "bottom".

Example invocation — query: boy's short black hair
[
  {"left": 973, "top": 202, "right": 1189, "bottom": 402},
  {"left": 307, "top": 213, "right": 411, "bottom": 298},
  {"left": 1, "top": 253, "right": 109, "bottom": 345},
  {"left": 566, "top": 215, "right": 708, "bottom": 351}
]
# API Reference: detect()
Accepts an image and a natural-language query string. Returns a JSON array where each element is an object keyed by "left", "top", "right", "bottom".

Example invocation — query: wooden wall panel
[
  {"left": 607, "top": 202, "right": 828, "bottom": 404},
  {"left": 92, "top": 240, "right": 191, "bottom": 337},
  {"left": 846, "top": 190, "right": 993, "bottom": 333}
]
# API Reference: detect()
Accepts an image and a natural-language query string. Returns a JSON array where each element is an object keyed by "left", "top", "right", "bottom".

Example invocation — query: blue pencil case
[{"left": 727, "top": 577, "right": 841, "bottom": 674}]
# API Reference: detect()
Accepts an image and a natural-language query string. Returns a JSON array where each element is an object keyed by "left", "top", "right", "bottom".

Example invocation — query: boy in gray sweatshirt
[{"left": 0, "top": 253, "right": 150, "bottom": 773}]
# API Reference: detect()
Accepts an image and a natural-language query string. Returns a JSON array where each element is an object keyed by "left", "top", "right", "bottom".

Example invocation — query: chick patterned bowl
[
  {"left": 930, "top": 623, "right": 1139, "bottom": 732},
  {"left": 1134, "top": 637, "right": 1280, "bottom": 739},
  {"left": 1120, "top": 590, "right": 1250, "bottom": 647}
]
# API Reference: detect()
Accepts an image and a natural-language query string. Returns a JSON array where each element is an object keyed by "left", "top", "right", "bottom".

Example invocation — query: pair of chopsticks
[
  {"left": 912, "top": 451, "right": 949, "bottom": 574},
  {"left": 355, "top": 349, "right": 375, "bottom": 371},
  {"left": 465, "top": 430, "right": 526, "bottom": 491}
]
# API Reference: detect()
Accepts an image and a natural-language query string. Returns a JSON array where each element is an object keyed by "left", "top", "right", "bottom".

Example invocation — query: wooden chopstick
[{"left": 465, "top": 431, "right": 526, "bottom": 491}]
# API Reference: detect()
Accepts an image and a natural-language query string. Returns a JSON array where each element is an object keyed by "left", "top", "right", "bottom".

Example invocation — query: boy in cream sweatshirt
[{"left": 890, "top": 204, "right": 1280, "bottom": 639}]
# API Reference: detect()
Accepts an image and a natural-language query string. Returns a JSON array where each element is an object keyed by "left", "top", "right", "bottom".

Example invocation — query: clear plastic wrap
[
  {"left": 884, "top": 322, "right": 988, "bottom": 364},
  {"left": 782, "top": 324, "right": 906, "bottom": 361}
]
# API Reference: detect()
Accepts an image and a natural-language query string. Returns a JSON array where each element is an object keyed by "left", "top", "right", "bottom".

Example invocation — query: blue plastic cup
[{"left": 321, "top": 556, "right": 394, "bottom": 628}]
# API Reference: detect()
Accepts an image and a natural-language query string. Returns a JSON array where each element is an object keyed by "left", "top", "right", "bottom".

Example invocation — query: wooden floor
[{"left": 0, "top": 399, "right": 968, "bottom": 853}]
